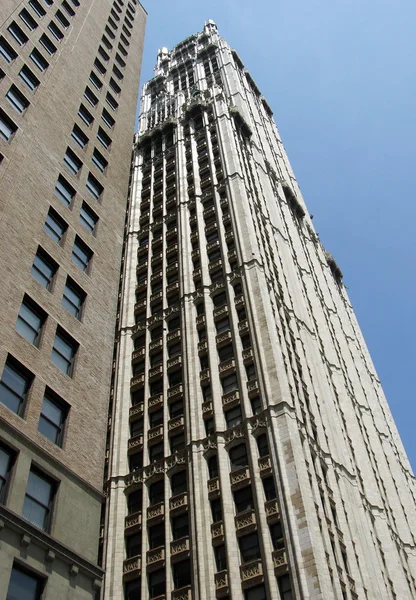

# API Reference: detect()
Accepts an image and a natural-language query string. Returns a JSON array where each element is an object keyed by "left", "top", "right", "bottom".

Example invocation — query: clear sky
[{"left": 137, "top": 0, "right": 416, "bottom": 470}]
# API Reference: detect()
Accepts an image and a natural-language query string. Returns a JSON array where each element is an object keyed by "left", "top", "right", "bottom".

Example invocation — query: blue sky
[{"left": 138, "top": 0, "right": 416, "bottom": 470}]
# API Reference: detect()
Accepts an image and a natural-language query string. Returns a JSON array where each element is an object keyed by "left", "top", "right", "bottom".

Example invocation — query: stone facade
[
  {"left": 0, "top": 0, "right": 146, "bottom": 597},
  {"left": 104, "top": 20, "right": 416, "bottom": 600}
]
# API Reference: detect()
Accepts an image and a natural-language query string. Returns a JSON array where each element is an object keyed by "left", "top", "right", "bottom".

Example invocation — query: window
[
  {"left": 62, "top": 277, "right": 85, "bottom": 319},
  {"left": 149, "top": 480, "right": 164, "bottom": 505},
  {"left": 89, "top": 70, "right": 102, "bottom": 90},
  {"left": 278, "top": 575, "right": 293, "bottom": 600},
  {"left": 221, "top": 373, "right": 238, "bottom": 394},
  {"left": 92, "top": 148, "right": 108, "bottom": 173},
  {"left": 16, "top": 296, "right": 46, "bottom": 346},
  {"left": 115, "top": 52, "right": 126, "bottom": 68},
  {"left": 171, "top": 470, "right": 187, "bottom": 495},
  {"left": 97, "top": 126, "right": 111, "bottom": 149},
  {"left": 128, "top": 489, "right": 142, "bottom": 514},
  {"left": 149, "top": 409, "right": 163, "bottom": 429},
  {"left": 256, "top": 434, "right": 269, "bottom": 457},
  {"left": 120, "top": 32, "right": 130, "bottom": 46},
  {"left": 22, "top": 468, "right": 55, "bottom": 531},
  {"left": 105, "top": 24, "right": 116, "bottom": 38},
  {"left": 101, "top": 108, "right": 115, "bottom": 128},
  {"left": 38, "top": 389, "right": 68, "bottom": 445},
  {"left": 211, "top": 498, "right": 222, "bottom": 522},
  {"left": 172, "top": 513, "right": 188, "bottom": 540},
  {"left": 149, "top": 523, "right": 164, "bottom": 549},
  {"left": 7, "top": 22, "right": 29, "bottom": 46},
  {"left": 208, "top": 455, "right": 218, "bottom": 479},
  {"left": 262, "top": 477, "right": 276, "bottom": 501},
  {"left": 78, "top": 104, "right": 94, "bottom": 126},
  {"left": 98, "top": 45, "right": 110, "bottom": 61},
  {"left": 169, "top": 400, "right": 183, "bottom": 420},
  {"left": 149, "top": 442, "right": 163, "bottom": 462},
  {"left": 29, "top": 0, "right": 47, "bottom": 17},
  {"left": 6, "top": 85, "right": 30, "bottom": 115},
  {"left": 79, "top": 202, "right": 98, "bottom": 234},
  {"left": 55, "top": 9, "right": 70, "bottom": 28},
  {"left": 173, "top": 559, "right": 191, "bottom": 589},
  {"left": 245, "top": 585, "right": 267, "bottom": 600},
  {"left": 251, "top": 396, "right": 262, "bottom": 415},
  {"left": 0, "top": 444, "right": 15, "bottom": 504},
  {"left": 51, "top": 327, "right": 78, "bottom": 376},
  {"left": 0, "top": 357, "right": 32, "bottom": 415},
  {"left": 94, "top": 58, "right": 106, "bottom": 75},
  {"left": 108, "top": 16, "right": 118, "bottom": 30},
  {"left": 72, "top": 236, "right": 92, "bottom": 272},
  {"left": 19, "top": 9, "right": 38, "bottom": 30},
  {"left": 215, "top": 317, "right": 229, "bottom": 334},
  {"left": 118, "top": 41, "right": 128, "bottom": 56},
  {"left": 125, "top": 579, "right": 141, "bottom": 600},
  {"left": 54, "top": 174, "right": 76, "bottom": 204},
  {"left": 30, "top": 48, "right": 49, "bottom": 71},
  {"left": 269, "top": 522, "right": 284, "bottom": 550},
  {"left": 31, "top": 248, "right": 57, "bottom": 290},
  {"left": 0, "top": 37, "right": 18, "bottom": 63},
  {"left": 71, "top": 124, "right": 89, "bottom": 148},
  {"left": 86, "top": 172, "right": 104, "bottom": 199},
  {"left": 109, "top": 77, "right": 121, "bottom": 95},
  {"left": 39, "top": 33, "right": 56, "bottom": 55},
  {"left": 230, "top": 444, "right": 248, "bottom": 470},
  {"left": 44, "top": 207, "right": 67, "bottom": 244},
  {"left": 126, "top": 532, "right": 141, "bottom": 558},
  {"left": 63, "top": 148, "right": 82, "bottom": 176},
  {"left": 19, "top": 66, "right": 40, "bottom": 92},
  {"left": 122, "top": 24, "right": 131, "bottom": 37},
  {"left": 239, "top": 532, "right": 261, "bottom": 563},
  {"left": 61, "top": 0, "right": 75, "bottom": 16},
  {"left": 105, "top": 92, "right": 118, "bottom": 111},
  {"left": 48, "top": 20, "right": 64, "bottom": 40},
  {"left": 84, "top": 86, "right": 98, "bottom": 108},
  {"left": 6, "top": 564, "right": 44, "bottom": 600},
  {"left": 234, "top": 487, "right": 254, "bottom": 514},
  {"left": 149, "top": 570, "right": 165, "bottom": 599}
]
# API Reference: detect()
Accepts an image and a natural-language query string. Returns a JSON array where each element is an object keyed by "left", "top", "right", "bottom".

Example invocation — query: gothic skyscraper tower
[{"left": 105, "top": 20, "right": 416, "bottom": 600}]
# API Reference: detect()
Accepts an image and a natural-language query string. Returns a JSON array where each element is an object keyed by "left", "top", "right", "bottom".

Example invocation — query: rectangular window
[
  {"left": 7, "top": 22, "right": 29, "bottom": 46},
  {"left": 29, "top": 0, "right": 47, "bottom": 17},
  {"left": 225, "top": 405, "right": 242, "bottom": 428},
  {"left": 71, "top": 123, "right": 89, "bottom": 148},
  {"left": 19, "top": 9, "right": 38, "bottom": 31},
  {"left": 120, "top": 33, "right": 130, "bottom": 46},
  {"left": 86, "top": 172, "right": 104, "bottom": 199},
  {"left": 44, "top": 207, "right": 67, "bottom": 244},
  {"left": 39, "top": 33, "right": 56, "bottom": 55},
  {"left": 22, "top": 468, "right": 55, "bottom": 530},
  {"left": 105, "top": 24, "right": 116, "bottom": 39},
  {"left": 0, "top": 357, "right": 33, "bottom": 416},
  {"left": 109, "top": 77, "right": 121, "bottom": 95},
  {"left": 118, "top": 42, "right": 128, "bottom": 56},
  {"left": 108, "top": 16, "right": 118, "bottom": 30},
  {"left": 6, "top": 564, "right": 44, "bottom": 600},
  {"left": 55, "top": 9, "right": 70, "bottom": 28},
  {"left": 149, "top": 570, "right": 165, "bottom": 599},
  {"left": 61, "top": 0, "right": 75, "bottom": 16},
  {"left": 84, "top": 86, "right": 98, "bottom": 108},
  {"left": 89, "top": 71, "right": 102, "bottom": 90},
  {"left": 63, "top": 148, "right": 82, "bottom": 176},
  {"left": 78, "top": 104, "right": 94, "bottom": 126},
  {"left": 98, "top": 45, "right": 110, "bottom": 61},
  {"left": 122, "top": 24, "right": 131, "bottom": 37},
  {"left": 0, "top": 109, "right": 17, "bottom": 142},
  {"left": 94, "top": 58, "right": 106, "bottom": 75},
  {"left": 19, "top": 65, "right": 40, "bottom": 92},
  {"left": 112, "top": 65, "right": 124, "bottom": 80},
  {"left": 62, "top": 277, "right": 85, "bottom": 319},
  {"left": 105, "top": 92, "right": 118, "bottom": 111},
  {"left": 239, "top": 532, "right": 261, "bottom": 563},
  {"left": 92, "top": 148, "right": 108, "bottom": 173},
  {"left": 172, "top": 513, "right": 189, "bottom": 540},
  {"left": 0, "top": 443, "right": 15, "bottom": 504},
  {"left": 79, "top": 202, "right": 98, "bottom": 234},
  {"left": 51, "top": 327, "right": 78, "bottom": 376},
  {"left": 16, "top": 296, "right": 46, "bottom": 347},
  {"left": 30, "top": 48, "right": 49, "bottom": 71},
  {"left": 38, "top": 389, "right": 68, "bottom": 446},
  {"left": 97, "top": 126, "right": 111, "bottom": 149},
  {"left": 0, "top": 37, "right": 18, "bottom": 63},
  {"left": 72, "top": 235, "right": 92, "bottom": 272},
  {"left": 6, "top": 85, "right": 30, "bottom": 115},
  {"left": 115, "top": 53, "right": 126, "bottom": 68},
  {"left": 31, "top": 247, "right": 57, "bottom": 289},
  {"left": 48, "top": 20, "right": 64, "bottom": 40},
  {"left": 54, "top": 174, "right": 76, "bottom": 205},
  {"left": 101, "top": 108, "right": 115, "bottom": 128}
]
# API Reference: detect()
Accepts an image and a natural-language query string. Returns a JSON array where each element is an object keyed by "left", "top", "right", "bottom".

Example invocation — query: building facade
[
  {"left": 0, "top": 0, "right": 146, "bottom": 598},
  {"left": 105, "top": 20, "right": 416, "bottom": 600}
]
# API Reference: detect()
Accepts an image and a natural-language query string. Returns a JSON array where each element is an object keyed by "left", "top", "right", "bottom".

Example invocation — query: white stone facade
[{"left": 104, "top": 21, "right": 416, "bottom": 600}]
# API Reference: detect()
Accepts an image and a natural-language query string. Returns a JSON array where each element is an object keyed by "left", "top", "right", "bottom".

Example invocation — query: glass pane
[
  {"left": 42, "top": 396, "right": 62, "bottom": 426},
  {"left": 26, "top": 470, "right": 52, "bottom": 506},
  {"left": 22, "top": 496, "right": 47, "bottom": 529},
  {"left": 19, "top": 304, "right": 41, "bottom": 331},
  {"left": 53, "top": 335, "right": 72, "bottom": 360},
  {"left": 0, "top": 447, "right": 11, "bottom": 478},
  {"left": 31, "top": 255, "right": 53, "bottom": 287},
  {"left": 38, "top": 415, "right": 59, "bottom": 444},
  {"left": 16, "top": 317, "right": 37, "bottom": 344},
  {"left": 64, "top": 285, "right": 81, "bottom": 308},
  {"left": 51, "top": 349, "right": 70, "bottom": 374},
  {"left": 2, "top": 364, "right": 27, "bottom": 396},
  {"left": 7, "top": 567, "right": 39, "bottom": 600}
]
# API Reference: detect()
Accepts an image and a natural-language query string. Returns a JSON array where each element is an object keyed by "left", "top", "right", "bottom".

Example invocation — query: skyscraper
[
  {"left": 104, "top": 19, "right": 416, "bottom": 600},
  {"left": 0, "top": 0, "right": 145, "bottom": 597}
]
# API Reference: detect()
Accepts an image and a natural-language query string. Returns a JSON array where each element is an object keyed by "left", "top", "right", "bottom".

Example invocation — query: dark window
[
  {"left": 239, "top": 532, "right": 261, "bottom": 563},
  {"left": 211, "top": 498, "right": 222, "bottom": 522},
  {"left": 149, "top": 442, "right": 163, "bottom": 463},
  {"left": 0, "top": 357, "right": 33, "bottom": 416},
  {"left": 7, "top": 22, "right": 29, "bottom": 46},
  {"left": 251, "top": 396, "right": 262, "bottom": 415},
  {"left": 51, "top": 327, "right": 78, "bottom": 376},
  {"left": 72, "top": 236, "right": 92, "bottom": 272},
  {"left": 30, "top": 48, "right": 49, "bottom": 71},
  {"left": 245, "top": 585, "right": 267, "bottom": 600},
  {"left": 106, "top": 92, "right": 119, "bottom": 111},
  {"left": 218, "top": 344, "right": 234, "bottom": 362},
  {"left": 149, "top": 480, "right": 164, "bottom": 505},
  {"left": 19, "top": 9, "right": 38, "bottom": 31},
  {"left": 0, "top": 444, "right": 15, "bottom": 504},
  {"left": 97, "top": 126, "right": 112, "bottom": 149},
  {"left": 92, "top": 148, "right": 108, "bottom": 173},
  {"left": 278, "top": 574, "right": 293, "bottom": 600},
  {"left": 173, "top": 559, "right": 191, "bottom": 589},
  {"left": 98, "top": 45, "right": 110, "bottom": 61},
  {"left": 109, "top": 77, "right": 121, "bottom": 95},
  {"left": 55, "top": 173, "right": 76, "bottom": 203},
  {"left": 234, "top": 487, "right": 254, "bottom": 514},
  {"left": 55, "top": 9, "right": 70, "bottom": 28},
  {"left": 128, "top": 490, "right": 142, "bottom": 514},
  {"left": 89, "top": 70, "right": 102, "bottom": 90},
  {"left": 39, "top": 33, "right": 56, "bottom": 55},
  {"left": 125, "top": 579, "right": 141, "bottom": 600},
  {"left": 62, "top": 278, "right": 85, "bottom": 319},
  {"left": 225, "top": 405, "right": 242, "bottom": 429},
  {"left": 61, "top": 0, "right": 75, "bottom": 15},
  {"left": 149, "top": 569, "right": 165, "bottom": 599},
  {"left": 172, "top": 513, "right": 188, "bottom": 540},
  {"left": 148, "top": 523, "right": 164, "bottom": 548},
  {"left": 214, "top": 545, "right": 227, "bottom": 572},
  {"left": 19, "top": 65, "right": 40, "bottom": 91},
  {"left": 208, "top": 455, "right": 218, "bottom": 479},
  {"left": 48, "top": 21, "right": 64, "bottom": 40},
  {"left": 262, "top": 477, "right": 276, "bottom": 501},
  {"left": 169, "top": 400, "right": 183, "bottom": 419},
  {"left": 86, "top": 172, "right": 104, "bottom": 199},
  {"left": 270, "top": 522, "right": 284, "bottom": 550},
  {"left": 215, "top": 317, "right": 229, "bottom": 334},
  {"left": 170, "top": 433, "right": 185, "bottom": 454},
  {"left": 171, "top": 470, "right": 187, "bottom": 495},
  {"left": 102, "top": 108, "right": 115, "bottom": 128},
  {"left": 29, "top": 0, "right": 46, "bottom": 17},
  {"left": 6, "top": 564, "right": 44, "bottom": 600},
  {"left": 0, "top": 108, "right": 18, "bottom": 142},
  {"left": 78, "top": 104, "right": 94, "bottom": 126},
  {"left": 71, "top": 124, "right": 89, "bottom": 148},
  {"left": 84, "top": 86, "right": 98, "bottom": 108},
  {"left": 6, "top": 85, "right": 30, "bottom": 114},
  {"left": 230, "top": 444, "right": 248, "bottom": 470},
  {"left": 149, "top": 409, "right": 163, "bottom": 428},
  {"left": 129, "top": 451, "right": 142, "bottom": 472},
  {"left": 44, "top": 208, "right": 67, "bottom": 244},
  {"left": 38, "top": 389, "right": 68, "bottom": 446},
  {"left": 16, "top": 296, "right": 46, "bottom": 346},
  {"left": 79, "top": 202, "right": 98, "bottom": 234},
  {"left": 126, "top": 532, "right": 141, "bottom": 558},
  {"left": 256, "top": 434, "right": 269, "bottom": 457},
  {"left": 221, "top": 373, "right": 238, "bottom": 394},
  {"left": 22, "top": 468, "right": 55, "bottom": 531}
]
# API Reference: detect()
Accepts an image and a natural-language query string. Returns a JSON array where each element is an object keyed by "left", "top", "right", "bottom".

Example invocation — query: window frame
[
  {"left": 22, "top": 467, "right": 56, "bottom": 532},
  {"left": 62, "top": 277, "right": 85, "bottom": 320},
  {"left": 31, "top": 247, "right": 58, "bottom": 290},
  {"left": 44, "top": 207, "right": 67, "bottom": 244},
  {"left": 15, "top": 296, "right": 46, "bottom": 347},
  {"left": 19, "top": 65, "right": 40, "bottom": 92},
  {"left": 38, "top": 389, "right": 68, "bottom": 447},
  {"left": 51, "top": 326, "right": 78, "bottom": 377},
  {"left": 79, "top": 202, "right": 98, "bottom": 235},
  {"left": 6, "top": 562, "right": 45, "bottom": 600},
  {"left": 72, "top": 235, "right": 93, "bottom": 273},
  {"left": 0, "top": 357, "right": 33, "bottom": 416},
  {"left": 0, "top": 442, "right": 16, "bottom": 504}
]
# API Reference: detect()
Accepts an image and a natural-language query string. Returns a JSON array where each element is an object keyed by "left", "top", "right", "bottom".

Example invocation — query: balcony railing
[
  {"left": 240, "top": 559, "right": 263, "bottom": 586},
  {"left": 230, "top": 466, "right": 250, "bottom": 489},
  {"left": 216, "top": 331, "right": 232, "bottom": 347},
  {"left": 234, "top": 294, "right": 244, "bottom": 307},
  {"left": 169, "top": 491, "right": 188, "bottom": 513},
  {"left": 132, "top": 347, "right": 146, "bottom": 362},
  {"left": 202, "top": 400, "right": 213, "bottom": 418},
  {"left": 242, "top": 348, "right": 253, "bottom": 364},
  {"left": 167, "top": 355, "right": 182, "bottom": 371},
  {"left": 213, "top": 305, "right": 228, "bottom": 320},
  {"left": 265, "top": 499, "right": 280, "bottom": 520},
  {"left": 219, "top": 359, "right": 236, "bottom": 376},
  {"left": 238, "top": 319, "right": 249, "bottom": 334},
  {"left": 196, "top": 314, "right": 205, "bottom": 327},
  {"left": 130, "top": 374, "right": 145, "bottom": 391},
  {"left": 207, "top": 477, "right": 220, "bottom": 497},
  {"left": 123, "top": 555, "right": 141, "bottom": 580},
  {"left": 148, "top": 393, "right": 163, "bottom": 411},
  {"left": 198, "top": 340, "right": 208, "bottom": 354},
  {"left": 214, "top": 570, "right": 229, "bottom": 597},
  {"left": 147, "top": 502, "right": 164, "bottom": 522},
  {"left": 148, "top": 425, "right": 163, "bottom": 444},
  {"left": 172, "top": 586, "right": 192, "bottom": 600},
  {"left": 222, "top": 390, "right": 239, "bottom": 408},
  {"left": 166, "top": 281, "right": 180, "bottom": 296},
  {"left": 128, "top": 433, "right": 144, "bottom": 454},
  {"left": 235, "top": 509, "right": 256, "bottom": 534},
  {"left": 129, "top": 402, "right": 144, "bottom": 420},
  {"left": 149, "top": 338, "right": 163, "bottom": 353},
  {"left": 168, "top": 415, "right": 184, "bottom": 434},
  {"left": 211, "top": 520, "right": 224, "bottom": 545},
  {"left": 200, "top": 369, "right": 210, "bottom": 383},
  {"left": 167, "top": 329, "right": 181, "bottom": 343},
  {"left": 258, "top": 455, "right": 272, "bottom": 476},
  {"left": 247, "top": 380, "right": 259, "bottom": 398},
  {"left": 146, "top": 546, "right": 165, "bottom": 570},
  {"left": 272, "top": 548, "right": 288, "bottom": 572},
  {"left": 125, "top": 511, "right": 142, "bottom": 532},
  {"left": 149, "top": 365, "right": 163, "bottom": 380},
  {"left": 168, "top": 383, "right": 183, "bottom": 401},
  {"left": 171, "top": 536, "right": 190, "bottom": 560}
]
